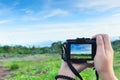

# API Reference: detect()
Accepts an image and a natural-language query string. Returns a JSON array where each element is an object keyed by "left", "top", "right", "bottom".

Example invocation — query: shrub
[{"left": 10, "top": 63, "right": 19, "bottom": 70}]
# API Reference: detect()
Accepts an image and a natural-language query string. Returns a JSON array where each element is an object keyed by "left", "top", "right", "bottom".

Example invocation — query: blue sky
[
  {"left": 71, "top": 44, "right": 91, "bottom": 54},
  {"left": 0, "top": 0, "right": 120, "bottom": 45}
]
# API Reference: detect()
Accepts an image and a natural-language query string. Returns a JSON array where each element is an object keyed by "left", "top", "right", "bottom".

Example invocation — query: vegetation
[
  {"left": 0, "top": 40, "right": 119, "bottom": 80},
  {"left": 0, "top": 53, "right": 119, "bottom": 80},
  {"left": 0, "top": 41, "right": 62, "bottom": 56},
  {"left": 0, "top": 40, "right": 119, "bottom": 56},
  {"left": 112, "top": 40, "right": 120, "bottom": 52},
  {"left": 10, "top": 63, "right": 19, "bottom": 70}
]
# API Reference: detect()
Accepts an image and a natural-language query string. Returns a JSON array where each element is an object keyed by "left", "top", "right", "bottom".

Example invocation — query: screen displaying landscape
[
  {"left": 70, "top": 44, "right": 92, "bottom": 59},
  {"left": 70, "top": 44, "right": 91, "bottom": 54}
]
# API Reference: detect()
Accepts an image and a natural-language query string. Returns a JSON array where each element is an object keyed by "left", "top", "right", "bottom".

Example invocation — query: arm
[
  {"left": 57, "top": 34, "right": 118, "bottom": 80},
  {"left": 58, "top": 61, "right": 76, "bottom": 80},
  {"left": 58, "top": 61, "right": 93, "bottom": 80}
]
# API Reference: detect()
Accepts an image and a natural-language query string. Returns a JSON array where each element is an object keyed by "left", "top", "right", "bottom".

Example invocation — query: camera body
[{"left": 62, "top": 38, "right": 96, "bottom": 63}]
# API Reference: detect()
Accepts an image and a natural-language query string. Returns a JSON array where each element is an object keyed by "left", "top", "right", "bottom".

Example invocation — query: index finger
[
  {"left": 102, "top": 34, "right": 113, "bottom": 54},
  {"left": 96, "top": 35, "right": 105, "bottom": 56}
]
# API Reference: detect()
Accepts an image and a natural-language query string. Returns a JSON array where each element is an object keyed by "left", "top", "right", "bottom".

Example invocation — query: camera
[{"left": 62, "top": 38, "right": 96, "bottom": 63}]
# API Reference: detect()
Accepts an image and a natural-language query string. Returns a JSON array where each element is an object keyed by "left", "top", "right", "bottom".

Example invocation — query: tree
[
  {"left": 39, "top": 47, "right": 51, "bottom": 54},
  {"left": 112, "top": 40, "right": 120, "bottom": 52},
  {"left": 3, "top": 45, "right": 11, "bottom": 53},
  {"left": 51, "top": 41, "right": 62, "bottom": 53}
]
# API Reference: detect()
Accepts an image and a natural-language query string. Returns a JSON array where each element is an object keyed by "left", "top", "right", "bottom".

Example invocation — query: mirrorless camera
[{"left": 62, "top": 38, "right": 96, "bottom": 63}]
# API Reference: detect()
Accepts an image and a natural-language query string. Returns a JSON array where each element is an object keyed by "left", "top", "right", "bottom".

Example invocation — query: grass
[
  {"left": 114, "top": 52, "right": 120, "bottom": 79},
  {"left": 1, "top": 54, "right": 61, "bottom": 80},
  {"left": 0, "top": 53, "right": 28, "bottom": 57},
  {"left": 0, "top": 53, "right": 120, "bottom": 80}
]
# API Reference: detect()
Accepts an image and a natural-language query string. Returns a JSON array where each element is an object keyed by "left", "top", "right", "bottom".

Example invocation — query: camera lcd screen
[{"left": 70, "top": 44, "right": 92, "bottom": 59}]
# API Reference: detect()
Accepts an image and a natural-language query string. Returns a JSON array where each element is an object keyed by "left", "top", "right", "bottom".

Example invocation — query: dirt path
[
  {"left": 0, "top": 55, "right": 47, "bottom": 80},
  {"left": 0, "top": 67, "right": 12, "bottom": 80},
  {"left": 0, "top": 61, "right": 12, "bottom": 80}
]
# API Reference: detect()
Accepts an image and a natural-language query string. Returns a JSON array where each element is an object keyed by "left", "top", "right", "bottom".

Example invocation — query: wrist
[
  {"left": 100, "top": 73, "right": 117, "bottom": 80},
  {"left": 57, "top": 61, "right": 76, "bottom": 80},
  {"left": 58, "top": 67, "right": 76, "bottom": 79},
  {"left": 98, "top": 69, "right": 117, "bottom": 80}
]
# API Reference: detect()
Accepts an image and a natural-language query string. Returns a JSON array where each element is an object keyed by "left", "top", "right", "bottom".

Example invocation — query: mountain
[
  {"left": 27, "top": 36, "right": 120, "bottom": 47},
  {"left": 2, "top": 36, "right": 119, "bottom": 47}
]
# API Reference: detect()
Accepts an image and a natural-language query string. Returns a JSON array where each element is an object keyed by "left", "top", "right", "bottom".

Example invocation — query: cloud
[
  {"left": 0, "top": 7, "right": 12, "bottom": 16},
  {"left": 75, "top": 0, "right": 120, "bottom": 12},
  {"left": 21, "top": 17, "right": 39, "bottom": 21},
  {"left": 0, "top": 0, "right": 120, "bottom": 45},
  {"left": 112, "top": 13, "right": 120, "bottom": 17},
  {"left": 0, "top": 17, "right": 120, "bottom": 45},
  {"left": 0, "top": 20, "right": 10, "bottom": 24},
  {"left": 13, "top": 1, "right": 19, "bottom": 6},
  {"left": 20, "top": 8, "right": 34, "bottom": 14},
  {"left": 43, "top": 9, "right": 69, "bottom": 18}
]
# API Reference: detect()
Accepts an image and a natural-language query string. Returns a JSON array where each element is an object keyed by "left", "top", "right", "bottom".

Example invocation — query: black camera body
[{"left": 62, "top": 38, "right": 96, "bottom": 63}]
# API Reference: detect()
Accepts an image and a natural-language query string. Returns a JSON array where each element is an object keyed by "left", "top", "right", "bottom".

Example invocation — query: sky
[
  {"left": 0, "top": 0, "right": 120, "bottom": 46},
  {"left": 71, "top": 44, "right": 91, "bottom": 54}
]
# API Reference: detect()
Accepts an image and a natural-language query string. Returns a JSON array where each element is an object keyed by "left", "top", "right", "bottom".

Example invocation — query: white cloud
[
  {"left": 0, "top": 20, "right": 120, "bottom": 45},
  {"left": 21, "top": 8, "right": 34, "bottom": 14},
  {"left": 112, "top": 13, "right": 120, "bottom": 17},
  {"left": 0, "top": 20, "right": 10, "bottom": 24},
  {"left": 0, "top": 8, "right": 12, "bottom": 16},
  {"left": 75, "top": 0, "right": 120, "bottom": 12},
  {"left": 0, "top": 27, "right": 91, "bottom": 45},
  {"left": 13, "top": 1, "right": 19, "bottom": 6},
  {"left": 43, "top": 9, "right": 69, "bottom": 18},
  {"left": 1, "top": 0, "right": 120, "bottom": 45},
  {"left": 21, "top": 17, "right": 39, "bottom": 21}
]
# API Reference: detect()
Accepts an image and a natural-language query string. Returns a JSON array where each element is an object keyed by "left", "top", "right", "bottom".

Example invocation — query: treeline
[
  {"left": 112, "top": 40, "right": 120, "bottom": 52},
  {"left": 0, "top": 41, "right": 62, "bottom": 54},
  {"left": 0, "top": 40, "right": 120, "bottom": 55}
]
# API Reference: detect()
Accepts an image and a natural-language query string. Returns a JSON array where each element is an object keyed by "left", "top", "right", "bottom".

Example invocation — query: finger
[
  {"left": 86, "top": 63, "right": 94, "bottom": 68},
  {"left": 92, "top": 34, "right": 99, "bottom": 38},
  {"left": 76, "top": 63, "right": 93, "bottom": 72},
  {"left": 79, "top": 63, "right": 94, "bottom": 68},
  {"left": 102, "top": 34, "right": 112, "bottom": 49},
  {"left": 92, "top": 34, "right": 103, "bottom": 38},
  {"left": 92, "top": 35, "right": 97, "bottom": 38},
  {"left": 102, "top": 34, "right": 113, "bottom": 54},
  {"left": 96, "top": 35, "right": 105, "bottom": 56}
]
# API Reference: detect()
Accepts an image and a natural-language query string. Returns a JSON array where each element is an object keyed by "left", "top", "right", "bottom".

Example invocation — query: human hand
[
  {"left": 93, "top": 34, "right": 118, "bottom": 80},
  {"left": 57, "top": 34, "right": 118, "bottom": 80}
]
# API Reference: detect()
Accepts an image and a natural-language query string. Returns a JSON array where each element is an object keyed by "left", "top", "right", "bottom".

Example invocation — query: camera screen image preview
[{"left": 70, "top": 44, "right": 92, "bottom": 59}]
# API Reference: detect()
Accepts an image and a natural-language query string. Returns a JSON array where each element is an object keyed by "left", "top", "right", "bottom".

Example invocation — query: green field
[{"left": 0, "top": 53, "right": 120, "bottom": 80}]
